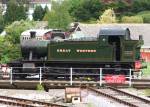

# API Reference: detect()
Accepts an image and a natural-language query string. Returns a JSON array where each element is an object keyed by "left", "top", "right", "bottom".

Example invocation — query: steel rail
[
  {"left": 88, "top": 87, "right": 139, "bottom": 107},
  {"left": 0, "top": 99, "right": 36, "bottom": 107},
  {"left": 0, "top": 95, "right": 68, "bottom": 107},
  {"left": 132, "top": 79, "right": 150, "bottom": 82},
  {"left": 108, "top": 86, "right": 150, "bottom": 104}
]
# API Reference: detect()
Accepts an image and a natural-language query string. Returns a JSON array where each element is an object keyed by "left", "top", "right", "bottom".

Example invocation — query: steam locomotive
[{"left": 7, "top": 27, "right": 143, "bottom": 79}]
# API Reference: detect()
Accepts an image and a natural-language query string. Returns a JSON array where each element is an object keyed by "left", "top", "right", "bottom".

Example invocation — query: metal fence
[{"left": 0, "top": 66, "right": 142, "bottom": 87}]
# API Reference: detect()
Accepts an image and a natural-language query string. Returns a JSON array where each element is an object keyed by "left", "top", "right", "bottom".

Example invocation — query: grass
[
  {"left": 142, "top": 62, "right": 150, "bottom": 77},
  {"left": 137, "top": 11, "right": 150, "bottom": 23},
  {"left": 137, "top": 11, "right": 150, "bottom": 15},
  {"left": 142, "top": 62, "right": 150, "bottom": 96},
  {"left": 36, "top": 84, "right": 45, "bottom": 91},
  {"left": 144, "top": 89, "right": 150, "bottom": 96},
  {"left": 87, "top": 103, "right": 94, "bottom": 107}
]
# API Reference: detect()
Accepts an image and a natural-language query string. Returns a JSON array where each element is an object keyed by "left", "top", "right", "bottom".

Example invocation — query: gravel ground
[
  {"left": 0, "top": 105, "right": 13, "bottom": 107},
  {"left": 0, "top": 88, "right": 149, "bottom": 107},
  {"left": 81, "top": 89, "right": 128, "bottom": 107},
  {"left": 120, "top": 88, "right": 150, "bottom": 100},
  {"left": 0, "top": 89, "right": 66, "bottom": 107},
  {"left": 0, "top": 89, "right": 126, "bottom": 107},
  {"left": 0, "top": 89, "right": 52, "bottom": 102}
]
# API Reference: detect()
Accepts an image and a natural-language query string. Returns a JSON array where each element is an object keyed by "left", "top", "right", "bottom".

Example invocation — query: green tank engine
[{"left": 8, "top": 27, "right": 143, "bottom": 79}]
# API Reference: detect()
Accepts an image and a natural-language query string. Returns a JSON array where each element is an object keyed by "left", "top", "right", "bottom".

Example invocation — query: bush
[
  {"left": 121, "top": 16, "right": 143, "bottom": 23},
  {"left": 0, "top": 20, "right": 36, "bottom": 63},
  {"left": 44, "top": 1, "right": 72, "bottom": 30},
  {"left": 137, "top": 11, "right": 150, "bottom": 23},
  {"left": 142, "top": 14, "right": 150, "bottom": 23},
  {"left": 0, "top": 16, "right": 5, "bottom": 33},
  {"left": 36, "top": 84, "right": 45, "bottom": 91},
  {"left": 142, "top": 62, "right": 150, "bottom": 77},
  {"left": 138, "top": 11, "right": 150, "bottom": 15},
  {"left": 5, "top": 20, "right": 36, "bottom": 44},
  {"left": 0, "top": 37, "right": 21, "bottom": 63},
  {"left": 97, "top": 9, "right": 117, "bottom": 24}
]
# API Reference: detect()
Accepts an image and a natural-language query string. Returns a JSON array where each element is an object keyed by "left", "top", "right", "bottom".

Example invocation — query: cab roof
[
  {"left": 99, "top": 27, "right": 130, "bottom": 36},
  {"left": 21, "top": 29, "right": 53, "bottom": 37}
]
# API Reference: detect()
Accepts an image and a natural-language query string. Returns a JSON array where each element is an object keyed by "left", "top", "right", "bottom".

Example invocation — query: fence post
[
  {"left": 129, "top": 69, "right": 132, "bottom": 87},
  {"left": 10, "top": 67, "right": 12, "bottom": 84},
  {"left": 70, "top": 67, "right": 73, "bottom": 86},
  {"left": 139, "top": 70, "right": 142, "bottom": 79},
  {"left": 99, "top": 68, "right": 102, "bottom": 86},
  {"left": 39, "top": 67, "right": 42, "bottom": 84}
]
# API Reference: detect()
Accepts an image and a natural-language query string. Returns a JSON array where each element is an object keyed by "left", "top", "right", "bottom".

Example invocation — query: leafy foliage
[
  {"left": 105, "top": 1, "right": 131, "bottom": 15},
  {"left": 97, "top": 9, "right": 117, "bottom": 23},
  {"left": 67, "top": 0, "right": 150, "bottom": 23},
  {"left": 36, "top": 84, "right": 45, "bottom": 91},
  {"left": 141, "top": 14, "right": 150, "bottom": 23},
  {"left": 43, "top": 0, "right": 72, "bottom": 30},
  {"left": 4, "top": 0, "right": 27, "bottom": 24},
  {"left": 0, "top": 20, "right": 37, "bottom": 63},
  {"left": 5, "top": 20, "right": 36, "bottom": 44},
  {"left": 16, "top": 5, "right": 27, "bottom": 20},
  {"left": 137, "top": 11, "right": 150, "bottom": 15},
  {"left": 69, "top": 0, "right": 105, "bottom": 22},
  {"left": 0, "top": 8, "right": 5, "bottom": 33},
  {"left": 131, "top": 0, "right": 150, "bottom": 13},
  {"left": 68, "top": 0, "right": 83, "bottom": 20},
  {"left": 121, "top": 16, "right": 143, "bottom": 23},
  {"left": 142, "top": 62, "right": 150, "bottom": 78},
  {"left": 33, "top": 5, "right": 45, "bottom": 21},
  {"left": 0, "top": 37, "right": 21, "bottom": 63},
  {"left": 137, "top": 11, "right": 150, "bottom": 23}
]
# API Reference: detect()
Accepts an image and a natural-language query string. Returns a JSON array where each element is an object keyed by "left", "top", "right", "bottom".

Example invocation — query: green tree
[
  {"left": 44, "top": 0, "right": 72, "bottom": 30},
  {"left": 16, "top": 0, "right": 30, "bottom": 5},
  {"left": 68, "top": 0, "right": 83, "bottom": 21},
  {"left": 69, "top": 0, "right": 104, "bottom": 22},
  {"left": 0, "top": 7, "right": 5, "bottom": 33},
  {"left": 17, "top": 4, "right": 27, "bottom": 20},
  {"left": 117, "top": 1, "right": 129, "bottom": 12},
  {"left": 44, "top": 5, "right": 49, "bottom": 15},
  {"left": 131, "top": 0, "right": 150, "bottom": 13},
  {"left": 97, "top": 9, "right": 117, "bottom": 23},
  {"left": 0, "top": 16, "right": 4, "bottom": 33},
  {"left": 4, "top": 0, "right": 27, "bottom": 24},
  {"left": 0, "top": 37, "right": 21, "bottom": 63},
  {"left": 105, "top": 1, "right": 132, "bottom": 19},
  {"left": 0, "top": 20, "right": 37, "bottom": 63},
  {"left": 5, "top": 20, "right": 36, "bottom": 44},
  {"left": 33, "top": 5, "right": 45, "bottom": 21}
]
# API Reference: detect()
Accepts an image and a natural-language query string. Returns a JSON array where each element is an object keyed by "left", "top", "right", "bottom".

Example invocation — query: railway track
[
  {"left": 0, "top": 95, "right": 67, "bottom": 107},
  {"left": 131, "top": 79, "right": 150, "bottom": 88},
  {"left": 132, "top": 79, "right": 150, "bottom": 82},
  {"left": 0, "top": 79, "right": 150, "bottom": 89},
  {"left": 88, "top": 86, "right": 150, "bottom": 107}
]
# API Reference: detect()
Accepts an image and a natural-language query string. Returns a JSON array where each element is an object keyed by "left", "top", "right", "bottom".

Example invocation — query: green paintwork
[
  {"left": 122, "top": 40, "right": 141, "bottom": 61},
  {"left": 47, "top": 37, "right": 142, "bottom": 62}
]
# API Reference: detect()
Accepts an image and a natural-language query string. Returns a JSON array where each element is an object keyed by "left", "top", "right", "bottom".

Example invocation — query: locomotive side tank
[{"left": 47, "top": 27, "right": 142, "bottom": 63}]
